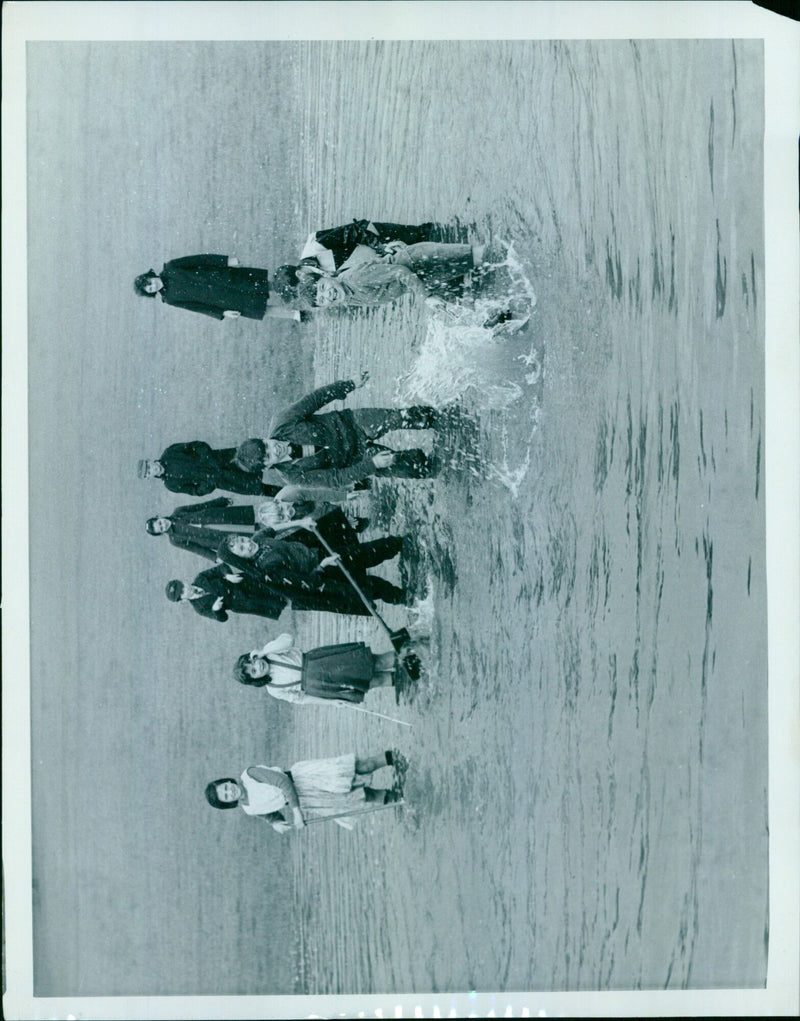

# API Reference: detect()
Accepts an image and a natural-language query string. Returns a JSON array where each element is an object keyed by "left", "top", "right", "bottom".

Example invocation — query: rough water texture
[{"left": 27, "top": 41, "right": 766, "bottom": 996}]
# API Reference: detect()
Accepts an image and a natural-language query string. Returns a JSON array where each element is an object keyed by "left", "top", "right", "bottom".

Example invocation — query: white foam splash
[{"left": 406, "top": 586, "right": 435, "bottom": 641}]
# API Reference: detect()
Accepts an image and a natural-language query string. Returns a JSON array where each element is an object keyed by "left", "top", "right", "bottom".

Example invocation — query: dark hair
[
  {"left": 205, "top": 778, "right": 239, "bottom": 809},
  {"left": 234, "top": 438, "right": 266, "bottom": 474},
  {"left": 165, "top": 579, "right": 184, "bottom": 602},
  {"left": 273, "top": 264, "right": 300, "bottom": 303},
  {"left": 145, "top": 517, "right": 163, "bottom": 535},
  {"left": 134, "top": 270, "right": 159, "bottom": 297},
  {"left": 234, "top": 652, "right": 270, "bottom": 687}
]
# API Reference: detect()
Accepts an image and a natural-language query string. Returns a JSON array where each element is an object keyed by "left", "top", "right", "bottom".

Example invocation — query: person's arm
[
  {"left": 381, "top": 261, "right": 430, "bottom": 298},
  {"left": 173, "top": 496, "right": 232, "bottom": 517},
  {"left": 165, "top": 254, "right": 230, "bottom": 271},
  {"left": 277, "top": 483, "right": 351, "bottom": 505},
  {"left": 247, "top": 766, "right": 304, "bottom": 827},
  {"left": 275, "top": 380, "right": 357, "bottom": 428},
  {"left": 194, "top": 598, "right": 228, "bottom": 622},
  {"left": 266, "top": 686, "right": 332, "bottom": 707},
  {"left": 285, "top": 454, "right": 385, "bottom": 490},
  {"left": 263, "top": 305, "right": 303, "bottom": 321},
  {"left": 164, "top": 299, "right": 226, "bottom": 320},
  {"left": 256, "top": 633, "right": 295, "bottom": 657}
]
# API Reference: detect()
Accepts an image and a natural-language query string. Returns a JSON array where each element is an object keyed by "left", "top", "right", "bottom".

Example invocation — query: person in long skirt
[
  {"left": 205, "top": 751, "right": 402, "bottom": 832},
  {"left": 290, "top": 241, "right": 487, "bottom": 311},
  {"left": 234, "top": 632, "right": 397, "bottom": 706}
]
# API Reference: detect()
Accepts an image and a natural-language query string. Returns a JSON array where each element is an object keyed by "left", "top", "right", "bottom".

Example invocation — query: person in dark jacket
[
  {"left": 134, "top": 253, "right": 301, "bottom": 321},
  {"left": 218, "top": 532, "right": 406, "bottom": 615},
  {"left": 234, "top": 373, "right": 440, "bottom": 489},
  {"left": 145, "top": 497, "right": 257, "bottom": 561},
  {"left": 138, "top": 441, "right": 281, "bottom": 498},
  {"left": 165, "top": 563, "right": 287, "bottom": 623}
]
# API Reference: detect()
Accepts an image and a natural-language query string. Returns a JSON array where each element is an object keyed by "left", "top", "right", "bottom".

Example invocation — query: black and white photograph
[{"left": 3, "top": 2, "right": 799, "bottom": 1018}]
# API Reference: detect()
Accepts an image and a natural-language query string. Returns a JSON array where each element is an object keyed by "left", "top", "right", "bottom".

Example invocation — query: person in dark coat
[
  {"left": 165, "top": 564, "right": 287, "bottom": 623},
  {"left": 145, "top": 497, "right": 257, "bottom": 561},
  {"left": 138, "top": 441, "right": 281, "bottom": 498},
  {"left": 218, "top": 532, "right": 406, "bottom": 615},
  {"left": 134, "top": 254, "right": 301, "bottom": 321},
  {"left": 234, "top": 373, "right": 440, "bottom": 489}
]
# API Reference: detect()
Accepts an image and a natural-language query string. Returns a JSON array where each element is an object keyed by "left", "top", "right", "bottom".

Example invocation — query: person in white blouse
[
  {"left": 233, "top": 633, "right": 397, "bottom": 706},
  {"left": 205, "top": 750, "right": 402, "bottom": 832}
]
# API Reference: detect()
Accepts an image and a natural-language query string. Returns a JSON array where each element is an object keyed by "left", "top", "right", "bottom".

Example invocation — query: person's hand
[
  {"left": 372, "top": 450, "right": 395, "bottom": 469},
  {"left": 225, "top": 572, "right": 243, "bottom": 583},
  {"left": 272, "top": 820, "right": 292, "bottom": 834},
  {"left": 318, "top": 554, "right": 342, "bottom": 570},
  {"left": 294, "top": 515, "right": 316, "bottom": 530},
  {"left": 227, "top": 256, "right": 240, "bottom": 267},
  {"left": 223, "top": 310, "right": 241, "bottom": 319},
  {"left": 354, "top": 370, "right": 370, "bottom": 389},
  {"left": 212, "top": 597, "right": 225, "bottom": 612},
  {"left": 383, "top": 240, "right": 408, "bottom": 254},
  {"left": 292, "top": 807, "right": 306, "bottom": 829}
]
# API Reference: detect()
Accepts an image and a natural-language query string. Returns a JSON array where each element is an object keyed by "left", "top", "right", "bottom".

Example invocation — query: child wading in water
[
  {"left": 205, "top": 751, "right": 405, "bottom": 832},
  {"left": 234, "top": 633, "right": 397, "bottom": 706}
]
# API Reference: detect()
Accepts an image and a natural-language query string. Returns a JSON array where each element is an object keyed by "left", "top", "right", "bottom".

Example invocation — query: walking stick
[
  {"left": 303, "top": 799, "right": 405, "bottom": 825},
  {"left": 338, "top": 703, "right": 412, "bottom": 727}
]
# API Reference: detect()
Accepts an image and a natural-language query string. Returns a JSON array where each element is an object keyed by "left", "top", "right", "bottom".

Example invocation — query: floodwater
[{"left": 26, "top": 40, "right": 766, "bottom": 996}]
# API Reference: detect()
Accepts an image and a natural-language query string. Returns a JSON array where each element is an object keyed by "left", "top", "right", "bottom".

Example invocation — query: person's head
[
  {"left": 256, "top": 499, "right": 295, "bottom": 529},
  {"left": 221, "top": 535, "right": 259, "bottom": 560},
  {"left": 134, "top": 271, "right": 163, "bottom": 297},
  {"left": 314, "top": 276, "right": 347, "bottom": 308},
  {"left": 165, "top": 580, "right": 185, "bottom": 602},
  {"left": 233, "top": 438, "right": 266, "bottom": 474},
  {"left": 234, "top": 652, "right": 271, "bottom": 687},
  {"left": 137, "top": 459, "right": 164, "bottom": 479},
  {"left": 205, "top": 777, "right": 241, "bottom": 809},
  {"left": 146, "top": 516, "right": 172, "bottom": 535},
  {"left": 263, "top": 439, "right": 294, "bottom": 465}
]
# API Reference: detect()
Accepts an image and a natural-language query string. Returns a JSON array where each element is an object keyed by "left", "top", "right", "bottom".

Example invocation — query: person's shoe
[
  {"left": 353, "top": 479, "right": 371, "bottom": 492},
  {"left": 401, "top": 405, "right": 440, "bottom": 430},
  {"left": 400, "top": 651, "right": 422, "bottom": 680}
]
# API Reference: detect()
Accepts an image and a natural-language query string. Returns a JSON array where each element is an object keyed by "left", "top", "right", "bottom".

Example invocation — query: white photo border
[{"left": 3, "top": 2, "right": 798, "bottom": 1017}]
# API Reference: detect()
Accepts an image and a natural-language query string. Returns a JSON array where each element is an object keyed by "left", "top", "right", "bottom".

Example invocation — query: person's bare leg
[
  {"left": 370, "top": 651, "right": 396, "bottom": 687},
  {"left": 355, "top": 751, "right": 393, "bottom": 774}
]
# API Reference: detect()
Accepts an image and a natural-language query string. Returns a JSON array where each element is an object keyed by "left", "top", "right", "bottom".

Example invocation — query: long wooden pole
[
  {"left": 307, "top": 523, "right": 397, "bottom": 640},
  {"left": 303, "top": 799, "right": 405, "bottom": 825}
]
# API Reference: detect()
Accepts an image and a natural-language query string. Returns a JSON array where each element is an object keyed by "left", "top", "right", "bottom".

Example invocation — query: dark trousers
[
  {"left": 341, "top": 536, "right": 403, "bottom": 570},
  {"left": 351, "top": 407, "right": 439, "bottom": 480}
]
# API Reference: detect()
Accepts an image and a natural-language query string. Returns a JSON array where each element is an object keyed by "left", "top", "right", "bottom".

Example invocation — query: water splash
[
  {"left": 406, "top": 585, "right": 436, "bottom": 641},
  {"left": 396, "top": 240, "right": 539, "bottom": 410}
]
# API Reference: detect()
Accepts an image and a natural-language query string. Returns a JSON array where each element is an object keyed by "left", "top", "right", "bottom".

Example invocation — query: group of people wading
[{"left": 137, "top": 218, "right": 496, "bottom": 834}]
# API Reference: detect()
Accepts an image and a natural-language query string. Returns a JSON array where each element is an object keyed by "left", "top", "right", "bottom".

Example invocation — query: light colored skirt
[{"left": 289, "top": 753, "right": 366, "bottom": 820}]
